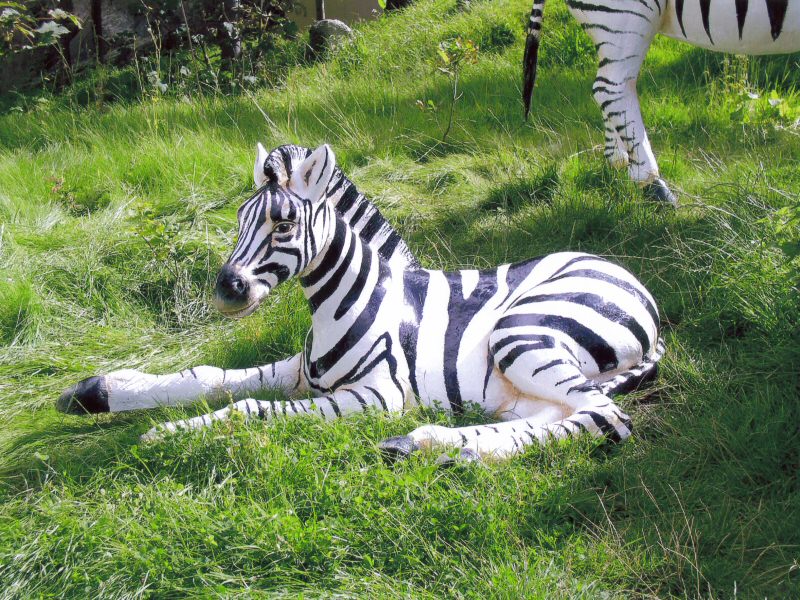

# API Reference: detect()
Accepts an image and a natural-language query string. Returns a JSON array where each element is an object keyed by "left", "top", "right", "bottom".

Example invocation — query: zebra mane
[{"left": 263, "top": 144, "right": 421, "bottom": 271}]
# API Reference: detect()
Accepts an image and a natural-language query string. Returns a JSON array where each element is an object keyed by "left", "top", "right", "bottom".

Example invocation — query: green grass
[{"left": 1, "top": 0, "right": 799, "bottom": 596}]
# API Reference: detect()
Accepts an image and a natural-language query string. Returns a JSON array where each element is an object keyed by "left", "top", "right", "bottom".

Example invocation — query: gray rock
[{"left": 308, "top": 19, "right": 353, "bottom": 57}]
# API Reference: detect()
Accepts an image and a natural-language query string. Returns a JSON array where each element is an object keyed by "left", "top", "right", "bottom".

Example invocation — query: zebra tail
[
  {"left": 523, "top": 0, "right": 546, "bottom": 119},
  {"left": 599, "top": 337, "right": 666, "bottom": 398}
]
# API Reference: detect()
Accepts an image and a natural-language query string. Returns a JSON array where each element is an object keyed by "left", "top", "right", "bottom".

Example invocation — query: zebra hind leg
[
  {"left": 604, "top": 125, "right": 629, "bottom": 169},
  {"left": 382, "top": 401, "right": 632, "bottom": 462}
]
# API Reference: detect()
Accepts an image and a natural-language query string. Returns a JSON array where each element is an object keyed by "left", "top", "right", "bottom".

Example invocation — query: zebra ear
[
  {"left": 289, "top": 144, "right": 335, "bottom": 204},
  {"left": 254, "top": 142, "right": 269, "bottom": 188}
]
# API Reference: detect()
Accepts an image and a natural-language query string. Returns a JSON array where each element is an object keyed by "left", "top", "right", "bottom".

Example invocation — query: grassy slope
[{"left": 1, "top": 0, "right": 799, "bottom": 596}]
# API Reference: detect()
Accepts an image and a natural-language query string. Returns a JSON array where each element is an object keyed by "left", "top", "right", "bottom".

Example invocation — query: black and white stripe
[
  {"left": 260, "top": 144, "right": 419, "bottom": 272},
  {"left": 523, "top": 0, "right": 799, "bottom": 204},
  {"left": 60, "top": 145, "right": 665, "bottom": 459}
]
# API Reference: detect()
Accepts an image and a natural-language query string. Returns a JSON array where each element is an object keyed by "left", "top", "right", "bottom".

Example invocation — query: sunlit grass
[{"left": 1, "top": 0, "right": 798, "bottom": 596}]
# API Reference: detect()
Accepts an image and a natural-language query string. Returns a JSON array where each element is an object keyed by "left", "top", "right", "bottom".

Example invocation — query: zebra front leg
[
  {"left": 57, "top": 353, "right": 305, "bottom": 414},
  {"left": 140, "top": 385, "right": 402, "bottom": 442}
]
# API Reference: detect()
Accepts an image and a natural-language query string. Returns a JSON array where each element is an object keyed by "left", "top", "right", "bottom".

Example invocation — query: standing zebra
[
  {"left": 523, "top": 0, "right": 800, "bottom": 204},
  {"left": 58, "top": 144, "right": 665, "bottom": 461}
]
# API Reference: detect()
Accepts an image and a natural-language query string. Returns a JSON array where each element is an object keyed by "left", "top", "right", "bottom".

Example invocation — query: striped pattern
[
  {"left": 65, "top": 145, "right": 664, "bottom": 458},
  {"left": 522, "top": 0, "right": 799, "bottom": 192},
  {"left": 262, "top": 144, "right": 419, "bottom": 272}
]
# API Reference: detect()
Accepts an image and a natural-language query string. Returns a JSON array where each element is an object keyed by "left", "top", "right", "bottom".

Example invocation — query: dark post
[{"left": 90, "top": 0, "right": 105, "bottom": 62}]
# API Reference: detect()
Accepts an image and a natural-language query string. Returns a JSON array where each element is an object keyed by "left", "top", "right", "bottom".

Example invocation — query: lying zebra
[
  {"left": 58, "top": 144, "right": 664, "bottom": 461},
  {"left": 523, "top": 0, "right": 800, "bottom": 204}
]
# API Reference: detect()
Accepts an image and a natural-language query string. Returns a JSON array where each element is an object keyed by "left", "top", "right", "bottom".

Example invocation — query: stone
[{"left": 308, "top": 19, "right": 353, "bottom": 57}]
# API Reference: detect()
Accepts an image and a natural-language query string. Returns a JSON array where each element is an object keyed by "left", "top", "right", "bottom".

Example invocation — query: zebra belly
[
  {"left": 660, "top": 0, "right": 800, "bottom": 54},
  {"left": 413, "top": 295, "right": 501, "bottom": 412}
]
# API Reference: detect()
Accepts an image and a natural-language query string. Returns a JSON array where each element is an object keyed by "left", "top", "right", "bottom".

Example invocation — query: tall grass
[{"left": 1, "top": 0, "right": 798, "bottom": 596}]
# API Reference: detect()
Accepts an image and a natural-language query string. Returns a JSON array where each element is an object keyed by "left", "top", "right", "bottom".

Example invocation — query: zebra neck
[
  {"left": 299, "top": 216, "right": 397, "bottom": 382},
  {"left": 300, "top": 215, "right": 394, "bottom": 327},
  {"left": 325, "top": 168, "right": 420, "bottom": 271}
]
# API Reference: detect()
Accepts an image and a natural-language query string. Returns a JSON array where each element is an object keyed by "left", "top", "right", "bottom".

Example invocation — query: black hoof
[
  {"left": 378, "top": 435, "right": 420, "bottom": 463},
  {"left": 643, "top": 178, "right": 678, "bottom": 207},
  {"left": 57, "top": 376, "right": 110, "bottom": 414},
  {"left": 435, "top": 447, "right": 482, "bottom": 468}
]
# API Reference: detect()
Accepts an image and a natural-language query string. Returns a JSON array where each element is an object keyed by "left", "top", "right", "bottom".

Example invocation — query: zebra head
[{"left": 214, "top": 144, "right": 336, "bottom": 318}]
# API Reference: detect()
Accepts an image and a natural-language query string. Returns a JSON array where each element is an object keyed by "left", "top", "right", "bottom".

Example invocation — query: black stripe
[
  {"left": 378, "top": 231, "right": 401, "bottom": 260},
  {"left": 364, "top": 386, "right": 388, "bottom": 411},
  {"left": 766, "top": 0, "right": 788, "bottom": 40},
  {"left": 577, "top": 410, "right": 621, "bottom": 443},
  {"left": 495, "top": 313, "right": 618, "bottom": 372},
  {"left": 582, "top": 23, "right": 645, "bottom": 35},
  {"left": 565, "top": 0, "right": 652, "bottom": 21},
  {"left": 555, "top": 374, "right": 581, "bottom": 386},
  {"left": 567, "top": 419, "right": 588, "bottom": 433},
  {"left": 253, "top": 263, "right": 290, "bottom": 282},
  {"left": 699, "top": 0, "right": 713, "bottom": 43},
  {"left": 350, "top": 200, "right": 369, "bottom": 226},
  {"left": 512, "top": 291, "right": 651, "bottom": 354},
  {"left": 498, "top": 342, "right": 553, "bottom": 373},
  {"left": 399, "top": 270, "right": 430, "bottom": 398},
  {"left": 531, "top": 359, "right": 570, "bottom": 378},
  {"left": 336, "top": 183, "right": 359, "bottom": 214},
  {"left": 309, "top": 232, "right": 358, "bottom": 312},
  {"left": 675, "top": 0, "right": 687, "bottom": 36},
  {"left": 348, "top": 389, "right": 368, "bottom": 410},
  {"left": 300, "top": 217, "right": 347, "bottom": 287},
  {"left": 501, "top": 257, "right": 544, "bottom": 304},
  {"left": 334, "top": 241, "right": 373, "bottom": 320},
  {"left": 326, "top": 396, "right": 341, "bottom": 417},
  {"left": 360, "top": 212, "right": 384, "bottom": 242},
  {"left": 546, "top": 269, "right": 658, "bottom": 326},
  {"left": 490, "top": 333, "right": 556, "bottom": 357},
  {"left": 326, "top": 171, "right": 345, "bottom": 197},
  {"left": 443, "top": 271, "right": 498, "bottom": 414},
  {"left": 309, "top": 261, "right": 390, "bottom": 378}
]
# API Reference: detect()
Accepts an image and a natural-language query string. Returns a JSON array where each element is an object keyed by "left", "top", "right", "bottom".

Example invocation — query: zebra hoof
[
  {"left": 57, "top": 376, "right": 110, "bottom": 414},
  {"left": 643, "top": 178, "right": 678, "bottom": 207},
  {"left": 378, "top": 435, "right": 420, "bottom": 463},
  {"left": 435, "top": 447, "right": 482, "bottom": 468}
]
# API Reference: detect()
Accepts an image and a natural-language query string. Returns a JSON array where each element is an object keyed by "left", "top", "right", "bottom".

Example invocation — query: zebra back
[{"left": 263, "top": 145, "right": 420, "bottom": 271}]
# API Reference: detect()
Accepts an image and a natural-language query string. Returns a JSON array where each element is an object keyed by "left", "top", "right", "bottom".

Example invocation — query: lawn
[{"left": 0, "top": 0, "right": 799, "bottom": 596}]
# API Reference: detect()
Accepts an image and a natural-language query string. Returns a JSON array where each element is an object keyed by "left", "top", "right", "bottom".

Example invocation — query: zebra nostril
[
  {"left": 231, "top": 276, "right": 246, "bottom": 294},
  {"left": 216, "top": 264, "right": 250, "bottom": 300}
]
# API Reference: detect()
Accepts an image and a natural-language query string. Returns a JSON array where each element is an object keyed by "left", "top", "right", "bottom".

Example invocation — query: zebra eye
[{"left": 273, "top": 222, "right": 294, "bottom": 235}]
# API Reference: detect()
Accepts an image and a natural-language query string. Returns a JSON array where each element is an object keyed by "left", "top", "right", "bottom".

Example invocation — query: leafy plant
[
  {"left": 0, "top": 1, "right": 81, "bottom": 58},
  {"left": 434, "top": 36, "right": 478, "bottom": 143}
]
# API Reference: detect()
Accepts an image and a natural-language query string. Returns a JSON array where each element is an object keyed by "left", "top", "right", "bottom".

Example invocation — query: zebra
[
  {"left": 58, "top": 144, "right": 665, "bottom": 462},
  {"left": 523, "top": 0, "right": 800, "bottom": 205}
]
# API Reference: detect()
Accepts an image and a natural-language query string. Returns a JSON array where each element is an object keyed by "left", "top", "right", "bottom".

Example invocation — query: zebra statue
[
  {"left": 58, "top": 144, "right": 665, "bottom": 461},
  {"left": 523, "top": 0, "right": 800, "bottom": 205}
]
